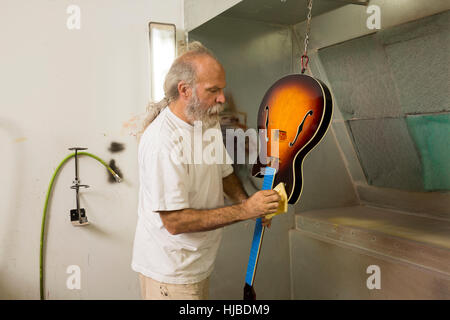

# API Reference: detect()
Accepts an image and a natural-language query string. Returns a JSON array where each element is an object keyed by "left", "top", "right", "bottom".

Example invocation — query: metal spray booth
[{"left": 186, "top": 0, "right": 450, "bottom": 299}]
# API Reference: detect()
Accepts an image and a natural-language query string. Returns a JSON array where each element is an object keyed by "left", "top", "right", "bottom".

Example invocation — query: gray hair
[{"left": 135, "top": 41, "right": 217, "bottom": 140}]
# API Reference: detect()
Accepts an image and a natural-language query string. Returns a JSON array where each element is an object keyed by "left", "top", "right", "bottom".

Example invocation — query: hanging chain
[{"left": 301, "top": 0, "right": 313, "bottom": 74}]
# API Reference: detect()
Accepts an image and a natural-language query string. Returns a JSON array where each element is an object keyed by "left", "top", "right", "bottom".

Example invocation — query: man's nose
[{"left": 216, "top": 92, "right": 226, "bottom": 104}]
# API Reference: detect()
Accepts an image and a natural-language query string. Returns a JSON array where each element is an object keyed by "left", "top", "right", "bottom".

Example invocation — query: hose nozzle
[{"left": 113, "top": 172, "right": 122, "bottom": 183}]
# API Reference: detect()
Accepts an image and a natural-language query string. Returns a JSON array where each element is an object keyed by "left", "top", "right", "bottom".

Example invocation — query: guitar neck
[{"left": 243, "top": 166, "right": 276, "bottom": 300}]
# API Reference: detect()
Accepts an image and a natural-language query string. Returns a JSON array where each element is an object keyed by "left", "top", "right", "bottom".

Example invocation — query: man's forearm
[
  {"left": 223, "top": 173, "right": 248, "bottom": 203},
  {"left": 159, "top": 204, "right": 246, "bottom": 235}
]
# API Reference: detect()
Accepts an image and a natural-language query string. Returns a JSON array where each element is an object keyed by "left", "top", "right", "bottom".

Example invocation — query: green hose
[{"left": 39, "top": 152, "right": 121, "bottom": 300}]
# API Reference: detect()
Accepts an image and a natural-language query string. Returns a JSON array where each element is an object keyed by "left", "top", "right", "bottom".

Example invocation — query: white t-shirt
[{"left": 131, "top": 107, "right": 234, "bottom": 284}]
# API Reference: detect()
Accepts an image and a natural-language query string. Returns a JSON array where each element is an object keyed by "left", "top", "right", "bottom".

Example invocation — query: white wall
[{"left": 0, "top": 0, "right": 183, "bottom": 299}]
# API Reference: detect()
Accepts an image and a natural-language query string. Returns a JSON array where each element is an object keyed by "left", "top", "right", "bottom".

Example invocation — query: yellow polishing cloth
[{"left": 265, "top": 182, "right": 288, "bottom": 219}]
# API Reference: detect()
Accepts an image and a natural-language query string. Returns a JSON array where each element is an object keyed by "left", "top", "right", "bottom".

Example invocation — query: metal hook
[{"left": 69, "top": 147, "right": 90, "bottom": 226}]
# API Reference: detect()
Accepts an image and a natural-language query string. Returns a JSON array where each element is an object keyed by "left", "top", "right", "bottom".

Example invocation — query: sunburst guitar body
[
  {"left": 251, "top": 74, "right": 333, "bottom": 204},
  {"left": 244, "top": 74, "right": 333, "bottom": 300}
]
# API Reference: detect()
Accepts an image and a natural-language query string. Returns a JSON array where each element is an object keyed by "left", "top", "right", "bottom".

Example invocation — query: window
[{"left": 149, "top": 22, "right": 176, "bottom": 102}]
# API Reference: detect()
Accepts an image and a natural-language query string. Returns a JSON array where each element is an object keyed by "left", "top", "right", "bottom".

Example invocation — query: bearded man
[{"left": 131, "top": 42, "right": 281, "bottom": 300}]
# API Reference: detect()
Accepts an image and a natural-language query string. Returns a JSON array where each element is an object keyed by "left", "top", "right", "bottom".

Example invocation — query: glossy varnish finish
[{"left": 252, "top": 74, "right": 333, "bottom": 204}]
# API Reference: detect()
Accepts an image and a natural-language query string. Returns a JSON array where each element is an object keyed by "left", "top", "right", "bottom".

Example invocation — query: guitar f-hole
[
  {"left": 264, "top": 106, "right": 269, "bottom": 142},
  {"left": 289, "top": 110, "right": 313, "bottom": 147}
]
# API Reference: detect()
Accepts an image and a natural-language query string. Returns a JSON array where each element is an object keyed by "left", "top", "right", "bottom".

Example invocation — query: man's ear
[{"left": 177, "top": 81, "right": 192, "bottom": 99}]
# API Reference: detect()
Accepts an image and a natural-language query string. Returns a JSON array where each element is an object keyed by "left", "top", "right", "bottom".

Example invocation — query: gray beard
[{"left": 184, "top": 93, "right": 224, "bottom": 129}]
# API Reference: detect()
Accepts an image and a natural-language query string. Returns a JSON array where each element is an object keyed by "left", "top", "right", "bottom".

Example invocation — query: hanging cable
[
  {"left": 40, "top": 151, "right": 121, "bottom": 300},
  {"left": 301, "top": 0, "right": 314, "bottom": 74}
]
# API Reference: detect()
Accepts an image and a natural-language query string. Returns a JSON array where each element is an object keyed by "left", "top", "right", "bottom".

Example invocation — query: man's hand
[{"left": 240, "top": 190, "right": 281, "bottom": 221}]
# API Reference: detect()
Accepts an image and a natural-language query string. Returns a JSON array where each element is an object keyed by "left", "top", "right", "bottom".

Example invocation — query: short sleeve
[
  {"left": 141, "top": 148, "right": 190, "bottom": 212},
  {"left": 221, "top": 140, "right": 234, "bottom": 178}
]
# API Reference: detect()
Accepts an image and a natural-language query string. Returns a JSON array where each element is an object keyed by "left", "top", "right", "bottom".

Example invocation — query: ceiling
[{"left": 219, "top": 0, "right": 367, "bottom": 25}]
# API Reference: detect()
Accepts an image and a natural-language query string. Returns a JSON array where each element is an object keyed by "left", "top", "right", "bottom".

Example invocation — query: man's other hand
[{"left": 241, "top": 190, "right": 281, "bottom": 221}]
